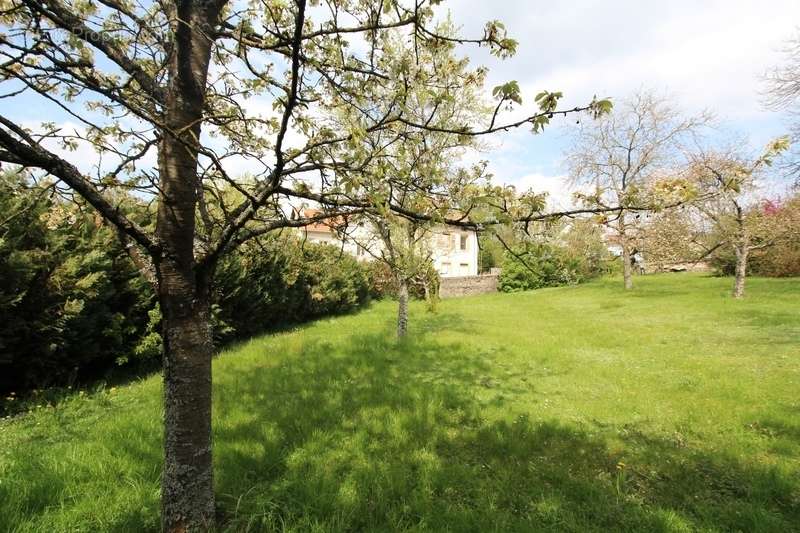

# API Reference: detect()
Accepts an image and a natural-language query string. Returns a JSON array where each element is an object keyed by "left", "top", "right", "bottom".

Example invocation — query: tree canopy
[{"left": 0, "top": 1, "right": 614, "bottom": 529}]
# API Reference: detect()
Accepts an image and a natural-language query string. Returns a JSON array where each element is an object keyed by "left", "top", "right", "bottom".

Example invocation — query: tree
[
  {"left": 763, "top": 30, "right": 800, "bottom": 180},
  {"left": 689, "top": 137, "right": 791, "bottom": 298},
  {"left": 478, "top": 231, "right": 505, "bottom": 272},
  {"left": 361, "top": 158, "right": 489, "bottom": 338},
  {"left": 343, "top": 154, "right": 489, "bottom": 338},
  {"left": 0, "top": 1, "right": 609, "bottom": 529},
  {"left": 371, "top": 216, "right": 436, "bottom": 337},
  {"left": 637, "top": 208, "right": 708, "bottom": 272},
  {"left": 340, "top": 26, "right": 492, "bottom": 337},
  {"left": 559, "top": 218, "right": 614, "bottom": 278},
  {"left": 746, "top": 194, "right": 800, "bottom": 276},
  {"left": 567, "top": 91, "right": 709, "bottom": 289}
]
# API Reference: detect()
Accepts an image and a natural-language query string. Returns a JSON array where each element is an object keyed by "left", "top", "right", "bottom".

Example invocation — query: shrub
[
  {"left": 560, "top": 219, "right": 614, "bottom": 280},
  {"left": 364, "top": 261, "right": 398, "bottom": 299},
  {"left": 0, "top": 176, "right": 372, "bottom": 395},
  {"left": 211, "top": 237, "right": 371, "bottom": 343},
  {"left": 709, "top": 195, "right": 800, "bottom": 278},
  {"left": 712, "top": 243, "right": 800, "bottom": 277},
  {"left": 301, "top": 242, "right": 371, "bottom": 316},
  {"left": 749, "top": 243, "right": 800, "bottom": 277},
  {"left": 499, "top": 238, "right": 610, "bottom": 293},
  {"left": 0, "top": 173, "right": 155, "bottom": 393},
  {"left": 363, "top": 260, "right": 433, "bottom": 300},
  {"left": 478, "top": 232, "right": 504, "bottom": 273},
  {"left": 499, "top": 243, "right": 576, "bottom": 292}
]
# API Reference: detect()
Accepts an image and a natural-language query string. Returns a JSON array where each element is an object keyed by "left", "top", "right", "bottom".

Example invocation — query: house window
[
  {"left": 441, "top": 262, "right": 450, "bottom": 275},
  {"left": 439, "top": 232, "right": 451, "bottom": 249},
  {"left": 356, "top": 245, "right": 365, "bottom": 257},
  {"left": 459, "top": 233, "right": 468, "bottom": 251}
]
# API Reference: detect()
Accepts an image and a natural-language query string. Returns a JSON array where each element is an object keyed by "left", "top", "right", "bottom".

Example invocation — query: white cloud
[
  {"left": 14, "top": 2, "right": 799, "bottom": 205},
  {"left": 438, "top": 0, "right": 800, "bottom": 186},
  {"left": 514, "top": 172, "right": 576, "bottom": 210}
]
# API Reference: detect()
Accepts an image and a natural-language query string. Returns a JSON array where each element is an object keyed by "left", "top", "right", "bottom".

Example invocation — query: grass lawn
[{"left": 1, "top": 273, "right": 799, "bottom": 532}]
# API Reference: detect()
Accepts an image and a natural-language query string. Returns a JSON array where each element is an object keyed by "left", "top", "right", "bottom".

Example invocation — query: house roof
[{"left": 297, "top": 208, "right": 349, "bottom": 233}]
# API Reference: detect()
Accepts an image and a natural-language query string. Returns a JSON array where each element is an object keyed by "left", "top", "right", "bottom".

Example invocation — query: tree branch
[{"left": 0, "top": 116, "right": 159, "bottom": 254}]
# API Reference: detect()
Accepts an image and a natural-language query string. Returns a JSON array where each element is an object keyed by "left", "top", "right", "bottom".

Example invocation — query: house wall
[
  {"left": 303, "top": 230, "right": 339, "bottom": 246},
  {"left": 302, "top": 226, "right": 363, "bottom": 255},
  {"left": 430, "top": 229, "right": 478, "bottom": 278},
  {"left": 299, "top": 223, "right": 479, "bottom": 277}
]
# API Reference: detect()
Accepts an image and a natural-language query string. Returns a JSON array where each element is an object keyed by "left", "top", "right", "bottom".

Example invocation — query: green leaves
[
  {"left": 589, "top": 96, "right": 614, "bottom": 118},
  {"left": 527, "top": 90, "right": 567, "bottom": 133},
  {"left": 0, "top": 174, "right": 160, "bottom": 391},
  {"left": 759, "top": 135, "right": 791, "bottom": 167},
  {"left": 483, "top": 20, "right": 518, "bottom": 58},
  {"left": 534, "top": 90, "right": 563, "bottom": 112},
  {"left": 650, "top": 177, "right": 698, "bottom": 206},
  {"left": 492, "top": 81, "right": 522, "bottom": 105},
  {"left": 518, "top": 190, "right": 548, "bottom": 213}
]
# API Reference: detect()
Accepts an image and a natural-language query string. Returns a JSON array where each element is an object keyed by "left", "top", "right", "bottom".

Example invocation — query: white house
[
  {"left": 297, "top": 210, "right": 479, "bottom": 278},
  {"left": 429, "top": 228, "right": 479, "bottom": 277}
]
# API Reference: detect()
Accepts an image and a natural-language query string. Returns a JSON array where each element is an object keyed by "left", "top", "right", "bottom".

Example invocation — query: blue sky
[
  {"left": 3, "top": 1, "right": 798, "bottom": 207},
  {"left": 438, "top": 0, "right": 800, "bottom": 206}
]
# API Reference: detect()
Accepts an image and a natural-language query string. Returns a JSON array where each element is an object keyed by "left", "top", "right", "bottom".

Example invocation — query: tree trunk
[
  {"left": 732, "top": 208, "right": 748, "bottom": 300},
  {"left": 155, "top": 3, "right": 219, "bottom": 530},
  {"left": 397, "top": 277, "right": 409, "bottom": 338},
  {"left": 621, "top": 240, "right": 633, "bottom": 290},
  {"left": 733, "top": 244, "right": 748, "bottom": 299},
  {"left": 157, "top": 266, "right": 215, "bottom": 532}
]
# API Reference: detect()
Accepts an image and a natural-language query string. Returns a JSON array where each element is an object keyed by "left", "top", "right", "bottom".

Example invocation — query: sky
[
  {"left": 2, "top": 1, "right": 798, "bottom": 209},
  {"left": 435, "top": 0, "right": 800, "bottom": 207}
]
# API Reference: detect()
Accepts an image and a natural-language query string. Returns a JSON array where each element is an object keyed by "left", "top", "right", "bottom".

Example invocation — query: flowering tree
[
  {"left": 689, "top": 137, "right": 791, "bottom": 298},
  {"left": 0, "top": 1, "right": 615, "bottom": 528}
]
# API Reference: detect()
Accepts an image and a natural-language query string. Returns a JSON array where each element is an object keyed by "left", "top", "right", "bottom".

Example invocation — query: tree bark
[
  {"left": 732, "top": 207, "right": 748, "bottom": 300},
  {"left": 621, "top": 239, "right": 633, "bottom": 290},
  {"left": 397, "top": 277, "right": 409, "bottom": 338},
  {"left": 157, "top": 265, "right": 215, "bottom": 533},
  {"left": 155, "top": 2, "right": 220, "bottom": 530},
  {"left": 733, "top": 243, "right": 748, "bottom": 299}
]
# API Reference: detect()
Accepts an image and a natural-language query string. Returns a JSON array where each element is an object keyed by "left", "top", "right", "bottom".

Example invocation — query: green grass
[{"left": 2, "top": 273, "right": 800, "bottom": 532}]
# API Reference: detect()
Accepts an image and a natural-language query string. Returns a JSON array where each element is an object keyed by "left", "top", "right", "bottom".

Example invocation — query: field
[{"left": 1, "top": 274, "right": 799, "bottom": 532}]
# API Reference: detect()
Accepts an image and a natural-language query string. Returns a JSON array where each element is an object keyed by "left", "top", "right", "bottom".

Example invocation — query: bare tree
[
  {"left": 567, "top": 90, "right": 710, "bottom": 289},
  {"left": 0, "top": 1, "right": 613, "bottom": 528},
  {"left": 763, "top": 29, "right": 800, "bottom": 180}
]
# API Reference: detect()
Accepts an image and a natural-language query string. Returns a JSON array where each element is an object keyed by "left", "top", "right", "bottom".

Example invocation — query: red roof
[{"left": 299, "top": 209, "right": 347, "bottom": 233}]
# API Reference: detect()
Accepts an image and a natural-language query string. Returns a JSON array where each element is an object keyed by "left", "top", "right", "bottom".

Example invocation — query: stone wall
[{"left": 439, "top": 273, "right": 499, "bottom": 299}]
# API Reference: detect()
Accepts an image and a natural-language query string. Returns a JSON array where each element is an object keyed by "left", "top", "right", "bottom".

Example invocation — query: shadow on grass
[
  {"left": 211, "top": 327, "right": 800, "bottom": 532},
  {"left": 0, "top": 300, "right": 382, "bottom": 417},
  {"left": 3, "top": 316, "right": 798, "bottom": 532}
]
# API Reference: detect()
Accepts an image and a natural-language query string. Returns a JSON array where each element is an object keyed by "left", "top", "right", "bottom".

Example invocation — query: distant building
[
  {"left": 603, "top": 231, "right": 646, "bottom": 273},
  {"left": 428, "top": 228, "right": 479, "bottom": 277},
  {"left": 297, "top": 209, "right": 478, "bottom": 278}
]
